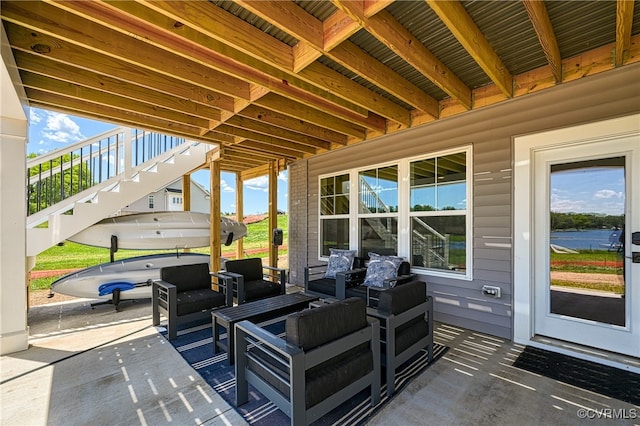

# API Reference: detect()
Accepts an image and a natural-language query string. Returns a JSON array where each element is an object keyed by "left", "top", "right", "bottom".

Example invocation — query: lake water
[{"left": 550, "top": 229, "right": 621, "bottom": 251}]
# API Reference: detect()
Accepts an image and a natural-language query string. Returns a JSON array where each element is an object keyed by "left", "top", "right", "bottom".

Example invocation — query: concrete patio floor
[{"left": 2, "top": 296, "right": 638, "bottom": 426}]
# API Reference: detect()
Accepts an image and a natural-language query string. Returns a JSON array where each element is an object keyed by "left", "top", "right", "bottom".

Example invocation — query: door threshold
[{"left": 531, "top": 335, "right": 640, "bottom": 374}]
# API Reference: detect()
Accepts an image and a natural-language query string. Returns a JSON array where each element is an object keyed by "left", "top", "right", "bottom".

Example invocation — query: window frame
[
  {"left": 407, "top": 146, "right": 472, "bottom": 280},
  {"left": 318, "top": 173, "right": 351, "bottom": 258},
  {"left": 316, "top": 145, "right": 472, "bottom": 280}
]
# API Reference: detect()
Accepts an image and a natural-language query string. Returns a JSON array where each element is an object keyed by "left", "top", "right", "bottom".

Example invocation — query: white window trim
[
  {"left": 318, "top": 173, "right": 351, "bottom": 259},
  {"left": 317, "top": 145, "right": 473, "bottom": 281},
  {"left": 407, "top": 145, "right": 473, "bottom": 280}
]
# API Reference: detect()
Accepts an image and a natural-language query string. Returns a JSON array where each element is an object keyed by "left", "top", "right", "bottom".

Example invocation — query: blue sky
[
  {"left": 27, "top": 107, "right": 288, "bottom": 214},
  {"left": 551, "top": 166, "right": 625, "bottom": 216}
]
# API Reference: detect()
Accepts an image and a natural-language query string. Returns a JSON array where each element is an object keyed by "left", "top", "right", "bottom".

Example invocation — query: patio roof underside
[{"left": 2, "top": 0, "right": 639, "bottom": 179}]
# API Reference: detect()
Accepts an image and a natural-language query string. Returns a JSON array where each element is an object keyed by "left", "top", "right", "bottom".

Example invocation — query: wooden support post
[
  {"left": 182, "top": 174, "right": 191, "bottom": 252},
  {"left": 210, "top": 161, "right": 222, "bottom": 276},
  {"left": 268, "top": 160, "right": 278, "bottom": 268},
  {"left": 235, "top": 171, "right": 244, "bottom": 260}
]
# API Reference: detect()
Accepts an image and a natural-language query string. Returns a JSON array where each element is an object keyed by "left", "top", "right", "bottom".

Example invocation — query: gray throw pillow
[{"left": 324, "top": 248, "right": 357, "bottom": 279}]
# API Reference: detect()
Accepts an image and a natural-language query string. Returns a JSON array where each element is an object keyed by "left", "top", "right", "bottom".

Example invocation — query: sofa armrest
[
  {"left": 152, "top": 279, "right": 177, "bottom": 338},
  {"left": 218, "top": 270, "right": 248, "bottom": 303},
  {"left": 235, "top": 320, "right": 302, "bottom": 407},
  {"left": 210, "top": 272, "right": 234, "bottom": 307},
  {"left": 383, "top": 273, "right": 417, "bottom": 288},
  {"left": 334, "top": 268, "right": 367, "bottom": 299},
  {"left": 263, "top": 265, "right": 286, "bottom": 294}
]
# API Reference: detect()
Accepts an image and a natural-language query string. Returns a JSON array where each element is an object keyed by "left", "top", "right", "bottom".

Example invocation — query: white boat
[
  {"left": 68, "top": 211, "right": 247, "bottom": 249},
  {"left": 50, "top": 252, "right": 213, "bottom": 301}
]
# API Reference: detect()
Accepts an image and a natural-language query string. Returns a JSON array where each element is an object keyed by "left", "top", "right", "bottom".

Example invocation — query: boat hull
[
  {"left": 50, "top": 253, "right": 211, "bottom": 300},
  {"left": 68, "top": 211, "right": 247, "bottom": 249}
]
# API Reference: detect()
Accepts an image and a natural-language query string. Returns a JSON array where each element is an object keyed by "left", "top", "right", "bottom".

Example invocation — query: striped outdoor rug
[{"left": 162, "top": 320, "right": 447, "bottom": 425}]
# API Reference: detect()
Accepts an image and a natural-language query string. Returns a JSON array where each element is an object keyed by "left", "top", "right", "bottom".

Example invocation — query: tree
[{"left": 27, "top": 153, "right": 92, "bottom": 215}]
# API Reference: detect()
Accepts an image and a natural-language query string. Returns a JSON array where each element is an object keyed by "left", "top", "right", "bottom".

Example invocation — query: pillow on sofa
[
  {"left": 363, "top": 252, "right": 404, "bottom": 287},
  {"left": 324, "top": 248, "right": 357, "bottom": 279}
]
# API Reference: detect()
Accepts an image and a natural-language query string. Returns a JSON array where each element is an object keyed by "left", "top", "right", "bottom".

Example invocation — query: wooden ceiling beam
[
  {"left": 15, "top": 50, "right": 224, "bottom": 122},
  {"left": 5, "top": 25, "right": 237, "bottom": 113},
  {"left": 426, "top": 0, "right": 513, "bottom": 98},
  {"left": 238, "top": 105, "right": 347, "bottom": 146},
  {"left": 213, "top": 124, "right": 317, "bottom": 155},
  {"left": 21, "top": 72, "right": 212, "bottom": 130},
  {"left": 26, "top": 90, "right": 218, "bottom": 141},
  {"left": 328, "top": 42, "right": 439, "bottom": 117},
  {"left": 254, "top": 93, "right": 366, "bottom": 139},
  {"left": 225, "top": 116, "right": 331, "bottom": 151},
  {"left": 332, "top": 0, "right": 472, "bottom": 110},
  {"left": 131, "top": 0, "right": 394, "bottom": 130},
  {"left": 231, "top": 139, "right": 304, "bottom": 160},
  {"left": 522, "top": 0, "right": 562, "bottom": 83},
  {"left": 1, "top": 2, "right": 252, "bottom": 99},
  {"left": 226, "top": 145, "right": 287, "bottom": 161},
  {"left": 239, "top": 0, "right": 436, "bottom": 119},
  {"left": 615, "top": 0, "right": 635, "bottom": 66}
]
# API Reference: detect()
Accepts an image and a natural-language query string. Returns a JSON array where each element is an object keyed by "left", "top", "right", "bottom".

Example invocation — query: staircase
[{"left": 26, "top": 127, "right": 216, "bottom": 257}]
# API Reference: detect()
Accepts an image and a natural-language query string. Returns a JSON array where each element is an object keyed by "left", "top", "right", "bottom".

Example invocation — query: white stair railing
[
  {"left": 25, "top": 128, "right": 215, "bottom": 256},
  {"left": 27, "top": 127, "right": 188, "bottom": 228}
]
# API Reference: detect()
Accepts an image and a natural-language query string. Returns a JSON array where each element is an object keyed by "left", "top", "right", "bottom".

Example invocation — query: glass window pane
[
  {"left": 436, "top": 181, "right": 466, "bottom": 210},
  {"left": 359, "top": 166, "right": 398, "bottom": 213},
  {"left": 335, "top": 194, "right": 349, "bottom": 215},
  {"left": 411, "top": 216, "right": 466, "bottom": 273},
  {"left": 320, "top": 197, "right": 334, "bottom": 216},
  {"left": 359, "top": 217, "right": 398, "bottom": 259},
  {"left": 321, "top": 218, "right": 350, "bottom": 256},
  {"left": 320, "top": 177, "right": 333, "bottom": 196},
  {"left": 335, "top": 174, "right": 349, "bottom": 195},
  {"left": 411, "top": 158, "right": 436, "bottom": 211}
]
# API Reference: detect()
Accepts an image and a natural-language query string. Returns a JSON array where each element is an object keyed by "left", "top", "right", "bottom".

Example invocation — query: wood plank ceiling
[{"left": 2, "top": 1, "right": 639, "bottom": 179}]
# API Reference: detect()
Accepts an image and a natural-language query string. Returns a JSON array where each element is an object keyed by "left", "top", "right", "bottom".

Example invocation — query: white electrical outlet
[{"left": 482, "top": 285, "right": 501, "bottom": 298}]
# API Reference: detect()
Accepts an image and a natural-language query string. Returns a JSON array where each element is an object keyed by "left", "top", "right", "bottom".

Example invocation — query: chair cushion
[
  {"left": 241, "top": 279, "right": 282, "bottom": 301},
  {"left": 308, "top": 277, "right": 337, "bottom": 297},
  {"left": 395, "top": 316, "right": 429, "bottom": 356},
  {"left": 377, "top": 280, "right": 427, "bottom": 315},
  {"left": 286, "top": 297, "right": 367, "bottom": 351},
  {"left": 175, "top": 288, "right": 226, "bottom": 316},
  {"left": 306, "top": 344, "right": 372, "bottom": 408},
  {"left": 225, "top": 258, "right": 263, "bottom": 282},
  {"left": 324, "top": 248, "right": 356, "bottom": 279},
  {"left": 363, "top": 253, "right": 404, "bottom": 287},
  {"left": 160, "top": 263, "right": 212, "bottom": 292}
]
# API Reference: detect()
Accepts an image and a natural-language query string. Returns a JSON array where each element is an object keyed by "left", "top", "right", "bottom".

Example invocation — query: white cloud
[
  {"left": 245, "top": 175, "right": 269, "bottom": 192},
  {"left": 278, "top": 170, "right": 288, "bottom": 183},
  {"left": 29, "top": 108, "right": 42, "bottom": 124},
  {"left": 594, "top": 189, "right": 623, "bottom": 199},
  {"left": 221, "top": 179, "right": 235, "bottom": 193},
  {"left": 41, "top": 112, "right": 85, "bottom": 143}
]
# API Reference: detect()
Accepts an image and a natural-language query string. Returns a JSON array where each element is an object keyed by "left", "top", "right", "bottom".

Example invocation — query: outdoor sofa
[{"left": 234, "top": 297, "right": 381, "bottom": 425}]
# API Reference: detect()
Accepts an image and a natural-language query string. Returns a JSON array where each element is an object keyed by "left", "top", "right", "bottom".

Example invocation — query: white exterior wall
[
  {"left": 121, "top": 179, "right": 210, "bottom": 214},
  {"left": 0, "top": 31, "right": 29, "bottom": 354}
]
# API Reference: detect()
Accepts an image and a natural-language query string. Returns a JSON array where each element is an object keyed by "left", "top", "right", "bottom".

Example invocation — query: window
[
  {"left": 319, "top": 174, "right": 350, "bottom": 256},
  {"left": 410, "top": 151, "right": 469, "bottom": 275},
  {"left": 358, "top": 165, "right": 398, "bottom": 259},
  {"left": 148, "top": 195, "right": 155, "bottom": 209},
  {"left": 317, "top": 147, "right": 471, "bottom": 279}
]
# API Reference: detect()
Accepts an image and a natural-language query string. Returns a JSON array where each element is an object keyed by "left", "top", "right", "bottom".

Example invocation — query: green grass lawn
[{"left": 30, "top": 214, "right": 288, "bottom": 291}]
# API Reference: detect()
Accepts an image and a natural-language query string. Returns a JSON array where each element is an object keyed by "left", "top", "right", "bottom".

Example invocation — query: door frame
[{"left": 513, "top": 114, "right": 640, "bottom": 370}]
